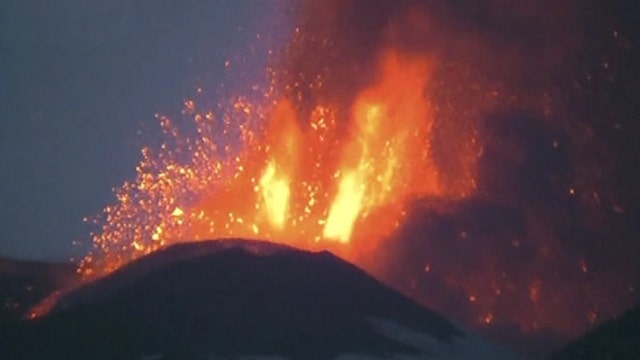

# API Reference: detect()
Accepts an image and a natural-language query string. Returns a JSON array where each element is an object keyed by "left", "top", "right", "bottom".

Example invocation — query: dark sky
[{"left": 0, "top": 0, "right": 288, "bottom": 260}]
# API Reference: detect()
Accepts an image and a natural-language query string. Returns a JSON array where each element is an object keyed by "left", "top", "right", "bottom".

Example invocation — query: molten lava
[{"left": 80, "top": 49, "right": 474, "bottom": 277}]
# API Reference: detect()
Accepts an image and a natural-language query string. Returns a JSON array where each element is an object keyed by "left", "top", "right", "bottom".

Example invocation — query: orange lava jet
[{"left": 79, "top": 49, "right": 475, "bottom": 278}]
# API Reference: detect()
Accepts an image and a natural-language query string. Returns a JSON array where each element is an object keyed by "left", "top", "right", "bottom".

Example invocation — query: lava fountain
[{"left": 80, "top": 48, "right": 475, "bottom": 277}]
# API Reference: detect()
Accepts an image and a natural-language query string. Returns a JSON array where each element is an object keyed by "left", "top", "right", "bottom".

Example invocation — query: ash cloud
[{"left": 280, "top": 0, "right": 640, "bottom": 355}]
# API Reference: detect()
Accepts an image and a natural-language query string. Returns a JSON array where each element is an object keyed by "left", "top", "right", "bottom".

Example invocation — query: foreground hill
[
  {"left": 2, "top": 239, "right": 520, "bottom": 359},
  {"left": 0, "top": 256, "right": 75, "bottom": 322},
  {"left": 549, "top": 304, "right": 640, "bottom": 360}
]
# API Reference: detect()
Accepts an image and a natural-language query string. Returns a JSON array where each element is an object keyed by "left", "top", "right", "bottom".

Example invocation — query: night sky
[{"left": 0, "top": 0, "right": 288, "bottom": 260}]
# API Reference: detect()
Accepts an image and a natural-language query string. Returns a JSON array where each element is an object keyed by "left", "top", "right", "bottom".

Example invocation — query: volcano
[{"left": 2, "top": 239, "right": 519, "bottom": 359}]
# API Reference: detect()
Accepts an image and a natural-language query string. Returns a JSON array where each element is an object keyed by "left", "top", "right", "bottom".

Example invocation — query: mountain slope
[
  {"left": 0, "top": 256, "right": 75, "bottom": 321},
  {"left": 549, "top": 304, "right": 640, "bottom": 360},
  {"left": 2, "top": 239, "right": 520, "bottom": 359}
]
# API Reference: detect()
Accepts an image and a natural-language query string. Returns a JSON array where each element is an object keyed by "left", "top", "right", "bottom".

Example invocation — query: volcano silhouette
[{"left": 3, "top": 239, "right": 519, "bottom": 359}]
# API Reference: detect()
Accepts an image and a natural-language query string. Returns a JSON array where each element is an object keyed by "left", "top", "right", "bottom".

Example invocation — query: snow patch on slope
[
  {"left": 363, "top": 317, "right": 522, "bottom": 359},
  {"left": 203, "top": 317, "right": 522, "bottom": 359}
]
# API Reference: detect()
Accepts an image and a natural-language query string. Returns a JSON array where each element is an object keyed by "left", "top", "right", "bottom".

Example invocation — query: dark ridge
[
  {"left": 0, "top": 257, "right": 75, "bottom": 321},
  {"left": 2, "top": 239, "right": 462, "bottom": 359},
  {"left": 548, "top": 303, "right": 640, "bottom": 360},
  {"left": 50, "top": 238, "right": 296, "bottom": 312}
]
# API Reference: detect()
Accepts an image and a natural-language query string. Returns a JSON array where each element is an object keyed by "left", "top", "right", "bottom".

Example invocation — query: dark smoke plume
[{"left": 278, "top": 0, "right": 640, "bottom": 356}]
